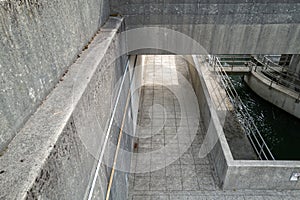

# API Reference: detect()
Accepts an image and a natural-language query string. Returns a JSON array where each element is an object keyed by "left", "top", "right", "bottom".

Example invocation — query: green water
[{"left": 229, "top": 75, "right": 300, "bottom": 160}]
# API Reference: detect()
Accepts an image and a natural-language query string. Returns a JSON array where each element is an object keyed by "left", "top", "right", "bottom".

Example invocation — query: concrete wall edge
[{"left": 0, "top": 17, "right": 124, "bottom": 199}]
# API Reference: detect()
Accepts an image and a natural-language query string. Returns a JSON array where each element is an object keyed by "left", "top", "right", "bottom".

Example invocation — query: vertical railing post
[{"left": 269, "top": 81, "right": 273, "bottom": 89}]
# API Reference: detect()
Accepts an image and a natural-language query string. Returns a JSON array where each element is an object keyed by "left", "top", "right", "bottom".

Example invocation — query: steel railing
[
  {"left": 255, "top": 56, "right": 300, "bottom": 81},
  {"left": 217, "top": 55, "right": 252, "bottom": 70},
  {"left": 207, "top": 55, "right": 275, "bottom": 160},
  {"left": 251, "top": 56, "right": 300, "bottom": 102}
]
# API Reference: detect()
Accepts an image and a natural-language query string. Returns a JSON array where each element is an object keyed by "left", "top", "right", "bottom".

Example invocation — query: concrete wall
[
  {"left": 111, "top": 0, "right": 300, "bottom": 54},
  {"left": 244, "top": 70, "right": 300, "bottom": 119},
  {"left": 190, "top": 55, "right": 300, "bottom": 190},
  {"left": 223, "top": 161, "right": 300, "bottom": 190},
  {"left": 289, "top": 55, "right": 300, "bottom": 77},
  {"left": 0, "top": 17, "right": 134, "bottom": 200},
  {"left": 129, "top": 55, "right": 143, "bottom": 137},
  {"left": 0, "top": 0, "right": 110, "bottom": 152},
  {"left": 187, "top": 55, "right": 233, "bottom": 187}
]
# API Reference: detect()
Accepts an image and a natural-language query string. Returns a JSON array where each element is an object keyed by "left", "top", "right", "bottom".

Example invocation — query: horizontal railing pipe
[{"left": 208, "top": 55, "right": 275, "bottom": 160}]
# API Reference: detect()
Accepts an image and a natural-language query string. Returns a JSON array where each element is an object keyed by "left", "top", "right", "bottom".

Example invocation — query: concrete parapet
[
  {"left": 0, "top": 17, "right": 132, "bottom": 199},
  {"left": 187, "top": 55, "right": 233, "bottom": 187},
  {"left": 0, "top": 0, "right": 110, "bottom": 153},
  {"left": 224, "top": 160, "right": 300, "bottom": 190},
  {"left": 189, "top": 55, "right": 300, "bottom": 190}
]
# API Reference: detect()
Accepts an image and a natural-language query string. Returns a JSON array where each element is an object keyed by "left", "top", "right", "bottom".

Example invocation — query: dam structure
[{"left": 1, "top": 1, "right": 300, "bottom": 200}]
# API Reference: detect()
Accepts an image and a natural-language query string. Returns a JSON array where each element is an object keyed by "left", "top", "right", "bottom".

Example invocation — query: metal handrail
[
  {"left": 250, "top": 58, "right": 300, "bottom": 94},
  {"left": 216, "top": 55, "right": 252, "bottom": 70},
  {"left": 208, "top": 55, "right": 275, "bottom": 160},
  {"left": 257, "top": 56, "right": 300, "bottom": 82}
]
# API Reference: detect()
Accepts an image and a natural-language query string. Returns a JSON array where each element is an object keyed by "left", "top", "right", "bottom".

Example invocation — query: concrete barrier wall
[
  {"left": 244, "top": 71, "right": 300, "bottom": 119},
  {"left": 111, "top": 0, "right": 300, "bottom": 54},
  {"left": 189, "top": 56, "right": 300, "bottom": 190},
  {"left": 224, "top": 161, "right": 300, "bottom": 190},
  {"left": 186, "top": 55, "right": 233, "bottom": 187},
  {"left": 0, "top": 0, "right": 110, "bottom": 152},
  {"left": 0, "top": 17, "right": 134, "bottom": 199}
]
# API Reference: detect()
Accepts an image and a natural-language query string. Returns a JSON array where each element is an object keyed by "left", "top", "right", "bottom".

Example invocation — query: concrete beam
[{"left": 111, "top": 1, "right": 300, "bottom": 54}]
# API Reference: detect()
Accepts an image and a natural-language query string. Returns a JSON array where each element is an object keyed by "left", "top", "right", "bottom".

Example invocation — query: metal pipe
[
  {"left": 106, "top": 85, "right": 131, "bottom": 200},
  {"left": 207, "top": 55, "right": 275, "bottom": 160},
  {"left": 87, "top": 58, "right": 131, "bottom": 200}
]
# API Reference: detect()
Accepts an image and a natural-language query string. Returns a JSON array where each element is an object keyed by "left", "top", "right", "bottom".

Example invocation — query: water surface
[{"left": 229, "top": 75, "right": 300, "bottom": 160}]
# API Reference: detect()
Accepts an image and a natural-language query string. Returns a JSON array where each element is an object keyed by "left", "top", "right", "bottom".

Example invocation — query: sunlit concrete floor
[{"left": 127, "top": 55, "right": 299, "bottom": 200}]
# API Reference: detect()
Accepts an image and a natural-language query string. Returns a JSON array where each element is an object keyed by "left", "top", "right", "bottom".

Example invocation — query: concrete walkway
[{"left": 127, "top": 55, "right": 298, "bottom": 200}]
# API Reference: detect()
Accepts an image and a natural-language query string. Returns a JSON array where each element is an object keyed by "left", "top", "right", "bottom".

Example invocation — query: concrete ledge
[
  {"left": 190, "top": 55, "right": 300, "bottom": 190},
  {"left": 244, "top": 70, "right": 300, "bottom": 119},
  {"left": 211, "top": 66, "right": 251, "bottom": 75},
  {"left": 0, "top": 17, "right": 128, "bottom": 199},
  {"left": 0, "top": 0, "right": 110, "bottom": 152},
  {"left": 224, "top": 160, "right": 300, "bottom": 190}
]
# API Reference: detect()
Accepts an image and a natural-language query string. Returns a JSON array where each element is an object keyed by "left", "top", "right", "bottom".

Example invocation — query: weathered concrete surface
[
  {"left": 0, "top": 0, "right": 110, "bottom": 152},
  {"left": 223, "top": 160, "right": 300, "bottom": 190},
  {"left": 111, "top": 0, "right": 300, "bottom": 54},
  {"left": 0, "top": 17, "right": 133, "bottom": 200},
  {"left": 223, "top": 111, "right": 258, "bottom": 160},
  {"left": 127, "top": 55, "right": 300, "bottom": 199},
  {"left": 190, "top": 55, "right": 300, "bottom": 190},
  {"left": 190, "top": 56, "right": 256, "bottom": 160},
  {"left": 289, "top": 55, "right": 300, "bottom": 78},
  {"left": 129, "top": 55, "right": 143, "bottom": 137},
  {"left": 187, "top": 55, "right": 233, "bottom": 187}
]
